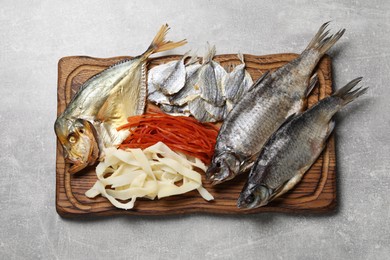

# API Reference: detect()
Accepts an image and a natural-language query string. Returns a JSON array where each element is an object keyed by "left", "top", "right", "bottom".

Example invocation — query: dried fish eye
[
  {"left": 246, "top": 194, "right": 255, "bottom": 204},
  {"left": 79, "top": 128, "right": 84, "bottom": 134},
  {"left": 68, "top": 135, "right": 77, "bottom": 144}
]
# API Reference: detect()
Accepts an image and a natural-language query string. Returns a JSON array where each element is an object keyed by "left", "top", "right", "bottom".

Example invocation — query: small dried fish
[
  {"left": 238, "top": 78, "right": 367, "bottom": 209},
  {"left": 188, "top": 96, "right": 216, "bottom": 122},
  {"left": 222, "top": 53, "right": 253, "bottom": 105},
  {"left": 170, "top": 55, "right": 202, "bottom": 106},
  {"left": 203, "top": 101, "right": 226, "bottom": 121},
  {"left": 148, "top": 52, "right": 189, "bottom": 95},
  {"left": 196, "top": 44, "right": 227, "bottom": 106}
]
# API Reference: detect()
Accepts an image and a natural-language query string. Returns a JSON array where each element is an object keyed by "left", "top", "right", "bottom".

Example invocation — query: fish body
[
  {"left": 207, "top": 22, "right": 345, "bottom": 184},
  {"left": 55, "top": 24, "right": 186, "bottom": 174},
  {"left": 237, "top": 78, "right": 367, "bottom": 208}
]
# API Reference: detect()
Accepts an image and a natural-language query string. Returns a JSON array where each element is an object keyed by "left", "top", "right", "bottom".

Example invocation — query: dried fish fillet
[
  {"left": 170, "top": 56, "right": 202, "bottom": 106},
  {"left": 197, "top": 44, "right": 227, "bottom": 106},
  {"left": 188, "top": 96, "right": 216, "bottom": 122},
  {"left": 147, "top": 53, "right": 189, "bottom": 95},
  {"left": 223, "top": 53, "right": 252, "bottom": 103}
]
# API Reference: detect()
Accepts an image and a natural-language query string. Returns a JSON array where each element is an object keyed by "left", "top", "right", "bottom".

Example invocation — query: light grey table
[{"left": 1, "top": 0, "right": 389, "bottom": 259}]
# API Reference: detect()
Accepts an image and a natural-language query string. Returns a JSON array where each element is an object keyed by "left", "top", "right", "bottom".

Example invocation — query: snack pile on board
[{"left": 55, "top": 23, "right": 367, "bottom": 210}]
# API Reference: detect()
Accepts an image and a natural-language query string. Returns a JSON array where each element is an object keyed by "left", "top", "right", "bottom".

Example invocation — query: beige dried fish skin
[{"left": 54, "top": 24, "right": 186, "bottom": 174}]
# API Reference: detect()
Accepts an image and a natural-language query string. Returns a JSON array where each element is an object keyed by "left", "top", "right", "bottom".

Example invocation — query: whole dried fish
[
  {"left": 237, "top": 78, "right": 367, "bottom": 208},
  {"left": 196, "top": 44, "right": 227, "bottom": 106},
  {"left": 207, "top": 22, "right": 345, "bottom": 185},
  {"left": 54, "top": 24, "right": 186, "bottom": 174}
]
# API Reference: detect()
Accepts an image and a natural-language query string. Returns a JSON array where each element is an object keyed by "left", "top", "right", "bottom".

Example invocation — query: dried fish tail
[
  {"left": 305, "top": 21, "right": 346, "bottom": 55},
  {"left": 333, "top": 77, "right": 368, "bottom": 106},
  {"left": 141, "top": 24, "right": 187, "bottom": 61}
]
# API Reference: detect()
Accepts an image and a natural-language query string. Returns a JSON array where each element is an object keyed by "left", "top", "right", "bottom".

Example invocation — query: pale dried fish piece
[
  {"left": 197, "top": 44, "right": 227, "bottom": 106},
  {"left": 148, "top": 52, "right": 190, "bottom": 95},
  {"left": 222, "top": 53, "right": 253, "bottom": 104},
  {"left": 170, "top": 56, "right": 202, "bottom": 106},
  {"left": 238, "top": 78, "right": 367, "bottom": 209},
  {"left": 203, "top": 100, "right": 226, "bottom": 122},
  {"left": 188, "top": 96, "right": 216, "bottom": 122},
  {"left": 147, "top": 79, "right": 171, "bottom": 105},
  {"left": 160, "top": 104, "right": 191, "bottom": 116}
]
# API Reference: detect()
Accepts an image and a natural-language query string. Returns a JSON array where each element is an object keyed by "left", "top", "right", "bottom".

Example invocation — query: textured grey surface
[{"left": 0, "top": 0, "right": 389, "bottom": 259}]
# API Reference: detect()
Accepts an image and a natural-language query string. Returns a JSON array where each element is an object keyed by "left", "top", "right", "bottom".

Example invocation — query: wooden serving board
[{"left": 56, "top": 54, "right": 336, "bottom": 217}]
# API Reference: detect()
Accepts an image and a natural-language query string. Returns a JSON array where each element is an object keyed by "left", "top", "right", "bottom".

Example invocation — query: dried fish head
[
  {"left": 237, "top": 183, "right": 271, "bottom": 209},
  {"left": 55, "top": 118, "right": 99, "bottom": 174},
  {"left": 206, "top": 150, "right": 241, "bottom": 184}
]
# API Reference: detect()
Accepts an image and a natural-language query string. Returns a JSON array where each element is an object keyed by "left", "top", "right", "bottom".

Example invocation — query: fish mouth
[
  {"left": 64, "top": 120, "right": 100, "bottom": 175},
  {"left": 206, "top": 164, "right": 236, "bottom": 185}
]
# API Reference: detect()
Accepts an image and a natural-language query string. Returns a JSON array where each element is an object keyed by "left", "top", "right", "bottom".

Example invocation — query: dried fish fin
[
  {"left": 305, "top": 73, "right": 318, "bottom": 97},
  {"left": 203, "top": 43, "right": 216, "bottom": 64},
  {"left": 141, "top": 24, "right": 187, "bottom": 60}
]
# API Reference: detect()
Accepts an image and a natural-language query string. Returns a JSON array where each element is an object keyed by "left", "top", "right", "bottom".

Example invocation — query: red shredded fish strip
[{"left": 117, "top": 112, "right": 219, "bottom": 164}]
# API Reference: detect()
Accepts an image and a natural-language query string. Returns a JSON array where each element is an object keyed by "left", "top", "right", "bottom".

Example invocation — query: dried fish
[
  {"left": 160, "top": 104, "right": 191, "bottom": 116},
  {"left": 54, "top": 24, "right": 186, "bottom": 174},
  {"left": 222, "top": 53, "right": 253, "bottom": 105},
  {"left": 207, "top": 22, "right": 345, "bottom": 184},
  {"left": 196, "top": 44, "right": 227, "bottom": 106},
  {"left": 170, "top": 55, "right": 202, "bottom": 106},
  {"left": 188, "top": 96, "right": 216, "bottom": 122},
  {"left": 147, "top": 52, "right": 189, "bottom": 95},
  {"left": 238, "top": 78, "right": 367, "bottom": 208}
]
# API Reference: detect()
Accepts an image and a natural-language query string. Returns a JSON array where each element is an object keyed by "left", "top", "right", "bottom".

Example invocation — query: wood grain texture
[{"left": 56, "top": 53, "right": 336, "bottom": 217}]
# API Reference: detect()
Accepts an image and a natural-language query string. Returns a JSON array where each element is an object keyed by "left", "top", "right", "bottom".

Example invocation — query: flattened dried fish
[
  {"left": 197, "top": 44, "right": 227, "bottom": 106},
  {"left": 203, "top": 101, "right": 226, "bottom": 121},
  {"left": 55, "top": 24, "right": 186, "bottom": 174},
  {"left": 222, "top": 53, "right": 253, "bottom": 105},
  {"left": 207, "top": 22, "right": 345, "bottom": 185},
  {"left": 238, "top": 78, "right": 367, "bottom": 208},
  {"left": 147, "top": 79, "right": 171, "bottom": 105},
  {"left": 188, "top": 96, "right": 215, "bottom": 122},
  {"left": 148, "top": 52, "right": 189, "bottom": 95},
  {"left": 160, "top": 104, "right": 191, "bottom": 116},
  {"left": 170, "top": 56, "right": 202, "bottom": 106}
]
